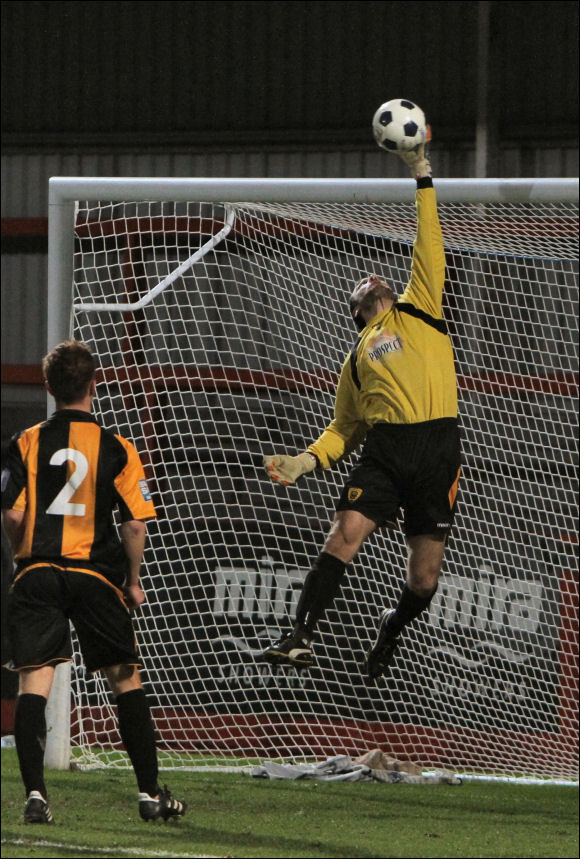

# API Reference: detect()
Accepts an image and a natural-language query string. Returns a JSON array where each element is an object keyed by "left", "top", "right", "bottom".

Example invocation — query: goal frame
[
  {"left": 48, "top": 176, "right": 579, "bottom": 347},
  {"left": 45, "top": 176, "right": 579, "bottom": 775}
]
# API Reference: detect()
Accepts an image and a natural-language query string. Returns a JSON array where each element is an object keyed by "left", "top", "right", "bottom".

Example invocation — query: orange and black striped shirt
[{"left": 1, "top": 409, "right": 156, "bottom": 587}]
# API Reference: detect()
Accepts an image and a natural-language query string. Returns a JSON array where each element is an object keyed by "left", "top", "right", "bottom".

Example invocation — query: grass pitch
[{"left": 1, "top": 750, "right": 578, "bottom": 858}]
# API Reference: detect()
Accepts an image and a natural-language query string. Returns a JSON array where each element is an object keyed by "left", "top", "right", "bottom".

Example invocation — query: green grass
[{"left": 1, "top": 750, "right": 578, "bottom": 858}]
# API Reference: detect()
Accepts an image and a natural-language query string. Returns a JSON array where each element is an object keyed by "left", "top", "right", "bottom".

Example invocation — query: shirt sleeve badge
[{"left": 139, "top": 479, "right": 152, "bottom": 503}]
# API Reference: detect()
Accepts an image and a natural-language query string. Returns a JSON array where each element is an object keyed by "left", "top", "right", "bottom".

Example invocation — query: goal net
[{"left": 50, "top": 178, "right": 578, "bottom": 782}]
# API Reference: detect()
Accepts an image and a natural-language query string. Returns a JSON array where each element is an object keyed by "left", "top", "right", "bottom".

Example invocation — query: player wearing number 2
[
  {"left": 262, "top": 137, "right": 461, "bottom": 680},
  {"left": 1, "top": 340, "right": 186, "bottom": 825}
]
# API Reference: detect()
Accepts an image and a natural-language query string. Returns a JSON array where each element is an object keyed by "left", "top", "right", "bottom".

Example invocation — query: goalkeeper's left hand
[
  {"left": 263, "top": 452, "right": 317, "bottom": 486},
  {"left": 398, "top": 126, "right": 432, "bottom": 179}
]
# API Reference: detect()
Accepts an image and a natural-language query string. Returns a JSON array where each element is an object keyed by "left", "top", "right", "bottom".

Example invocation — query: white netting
[{"left": 69, "top": 192, "right": 578, "bottom": 780}]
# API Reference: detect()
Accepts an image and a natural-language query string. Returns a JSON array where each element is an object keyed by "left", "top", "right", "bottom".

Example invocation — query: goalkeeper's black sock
[
  {"left": 14, "top": 693, "right": 48, "bottom": 799},
  {"left": 116, "top": 688, "right": 159, "bottom": 797},
  {"left": 387, "top": 583, "right": 438, "bottom": 636},
  {"left": 295, "top": 552, "right": 347, "bottom": 636}
]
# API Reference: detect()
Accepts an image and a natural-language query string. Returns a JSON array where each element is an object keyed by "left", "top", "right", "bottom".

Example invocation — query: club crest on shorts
[{"left": 348, "top": 487, "right": 363, "bottom": 502}]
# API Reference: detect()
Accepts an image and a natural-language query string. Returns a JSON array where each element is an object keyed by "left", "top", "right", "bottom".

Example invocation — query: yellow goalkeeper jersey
[{"left": 309, "top": 182, "right": 458, "bottom": 470}]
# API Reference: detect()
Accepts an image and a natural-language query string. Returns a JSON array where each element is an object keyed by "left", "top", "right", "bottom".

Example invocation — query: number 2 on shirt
[{"left": 46, "top": 448, "right": 89, "bottom": 517}]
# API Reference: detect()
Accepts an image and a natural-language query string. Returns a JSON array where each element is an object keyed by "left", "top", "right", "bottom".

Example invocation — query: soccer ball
[{"left": 372, "top": 99, "right": 427, "bottom": 153}]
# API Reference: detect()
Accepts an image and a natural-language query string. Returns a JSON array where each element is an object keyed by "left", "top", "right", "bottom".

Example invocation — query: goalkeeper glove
[
  {"left": 398, "top": 126, "right": 432, "bottom": 179},
  {"left": 263, "top": 452, "right": 317, "bottom": 486}
]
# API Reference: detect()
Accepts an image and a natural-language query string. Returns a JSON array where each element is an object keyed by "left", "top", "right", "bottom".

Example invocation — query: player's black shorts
[
  {"left": 6, "top": 564, "right": 141, "bottom": 673},
  {"left": 336, "top": 418, "right": 461, "bottom": 538}
]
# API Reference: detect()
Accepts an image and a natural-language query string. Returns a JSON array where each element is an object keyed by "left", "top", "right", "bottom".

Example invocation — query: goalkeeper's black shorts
[
  {"left": 5, "top": 563, "right": 141, "bottom": 673},
  {"left": 336, "top": 417, "right": 461, "bottom": 538}
]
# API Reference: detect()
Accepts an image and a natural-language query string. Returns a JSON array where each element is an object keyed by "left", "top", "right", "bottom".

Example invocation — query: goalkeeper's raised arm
[
  {"left": 260, "top": 131, "right": 461, "bottom": 687},
  {"left": 398, "top": 140, "right": 447, "bottom": 318}
]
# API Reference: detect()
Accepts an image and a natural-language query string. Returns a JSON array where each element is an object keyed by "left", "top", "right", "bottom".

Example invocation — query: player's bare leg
[
  {"left": 406, "top": 533, "right": 446, "bottom": 596},
  {"left": 366, "top": 533, "right": 446, "bottom": 681},
  {"left": 18, "top": 665, "right": 55, "bottom": 698},
  {"left": 322, "top": 510, "right": 377, "bottom": 563}
]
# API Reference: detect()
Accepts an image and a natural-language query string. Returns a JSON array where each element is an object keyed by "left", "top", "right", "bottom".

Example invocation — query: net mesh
[{"left": 70, "top": 193, "right": 578, "bottom": 780}]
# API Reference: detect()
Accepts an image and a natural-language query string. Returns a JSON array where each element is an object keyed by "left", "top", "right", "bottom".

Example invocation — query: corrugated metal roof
[
  {"left": 3, "top": 141, "right": 578, "bottom": 219},
  {"left": 3, "top": 1, "right": 576, "bottom": 143},
  {"left": 1, "top": 252, "right": 47, "bottom": 364}
]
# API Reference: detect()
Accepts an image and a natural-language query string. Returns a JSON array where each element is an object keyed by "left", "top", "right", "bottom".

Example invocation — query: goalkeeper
[{"left": 261, "top": 140, "right": 461, "bottom": 681}]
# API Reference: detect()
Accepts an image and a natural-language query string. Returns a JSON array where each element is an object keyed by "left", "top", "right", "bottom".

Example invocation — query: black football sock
[
  {"left": 295, "top": 552, "right": 347, "bottom": 636},
  {"left": 14, "top": 693, "right": 48, "bottom": 799},
  {"left": 387, "top": 583, "right": 438, "bottom": 636},
  {"left": 116, "top": 688, "right": 159, "bottom": 796}
]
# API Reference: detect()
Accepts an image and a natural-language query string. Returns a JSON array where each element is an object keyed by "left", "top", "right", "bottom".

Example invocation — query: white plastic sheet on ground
[{"left": 251, "top": 751, "right": 462, "bottom": 784}]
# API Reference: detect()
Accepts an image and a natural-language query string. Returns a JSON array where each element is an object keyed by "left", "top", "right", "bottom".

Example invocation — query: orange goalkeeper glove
[{"left": 263, "top": 452, "right": 317, "bottom": 486}]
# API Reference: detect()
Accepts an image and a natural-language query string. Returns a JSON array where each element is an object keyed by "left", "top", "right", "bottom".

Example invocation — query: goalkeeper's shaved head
[
  {"left": 349, "top": 274, "right": 396, "bottom": 331},
  {"left": 43, "top": 340, "right": 96, "bottom": 404}
]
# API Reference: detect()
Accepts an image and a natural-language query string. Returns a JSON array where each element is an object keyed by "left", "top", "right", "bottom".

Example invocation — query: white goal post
[{"left": 46, "top": 176, "right": 579, "bottom": 782}]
